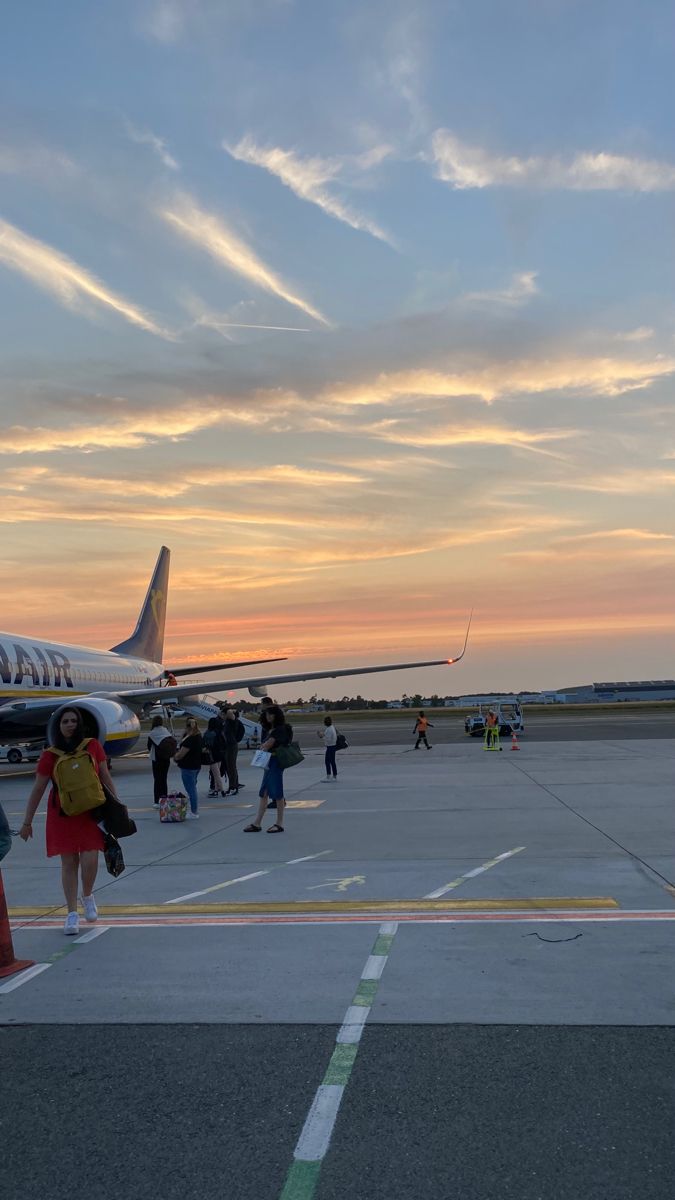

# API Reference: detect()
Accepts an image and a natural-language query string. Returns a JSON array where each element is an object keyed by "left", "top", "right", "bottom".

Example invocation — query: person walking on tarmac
[
  {"left": 18, "top": 706, "right": 122, "bottom": 935},
  {"left": 484, "top": 708, "right": 501, "bottom": 751},
  {"left": 413, "top": 711, "right": 433, "bottom": 750}
]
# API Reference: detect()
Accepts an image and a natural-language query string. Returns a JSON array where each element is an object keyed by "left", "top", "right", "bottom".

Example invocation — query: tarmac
[{"left": 1, "top": 720, "right": 674, "bottom": 1198}]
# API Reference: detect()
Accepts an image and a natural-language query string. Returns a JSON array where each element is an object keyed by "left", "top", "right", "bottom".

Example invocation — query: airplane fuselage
[{"left": 0, "top": 632, "right": 161, "bottom": 703}]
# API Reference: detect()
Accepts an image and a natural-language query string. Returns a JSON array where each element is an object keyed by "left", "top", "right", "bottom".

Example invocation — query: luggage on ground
[{"left": 159, "top": 792, "right": 188, "bottom": 822}]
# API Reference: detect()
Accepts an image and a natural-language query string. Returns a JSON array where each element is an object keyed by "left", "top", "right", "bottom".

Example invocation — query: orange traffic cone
[
  {"left": 0, "top": 868, "right": 34, "bottom": 980},
  {"left": 510, "top": 730, "right": 520, "bottom": 751}
]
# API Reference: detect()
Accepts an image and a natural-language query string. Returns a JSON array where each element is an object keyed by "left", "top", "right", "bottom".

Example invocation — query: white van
[
  {"left": 464, "top": 702, "right": 524, "bottom": 737},
  {"left": 0, "top": 743, "right": 43, "bottom": 765}
]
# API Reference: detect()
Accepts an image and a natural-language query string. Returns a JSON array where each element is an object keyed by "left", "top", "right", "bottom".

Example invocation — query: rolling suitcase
[{"left": 159, "top": 792, "right": 188, "bottom": 823}]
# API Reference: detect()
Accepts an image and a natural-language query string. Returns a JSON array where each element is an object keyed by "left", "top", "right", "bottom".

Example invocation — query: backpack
[
  {"left": 50, "top": 739, "right": 106, "bottom": 817},
  {"left": 235, "top": 719, "right": 245, "bottom": 744},
  {"left": 155, "top": 734, "right": 177, "bottom": 762}
]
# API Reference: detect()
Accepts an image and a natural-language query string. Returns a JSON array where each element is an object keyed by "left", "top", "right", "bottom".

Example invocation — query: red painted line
[{"left": 11, "top": 910, "right": 675, "bottom": 930}]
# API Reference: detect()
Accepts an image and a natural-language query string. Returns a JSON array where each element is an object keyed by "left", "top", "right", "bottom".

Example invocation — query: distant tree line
[{"left": 237, "top": 692, "right": 441, "bottom": 712}]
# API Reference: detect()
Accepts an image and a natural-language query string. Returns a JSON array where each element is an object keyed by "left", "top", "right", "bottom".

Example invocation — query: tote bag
[{"left": 251, "top": 749, "right": 271, "bottom": 768}]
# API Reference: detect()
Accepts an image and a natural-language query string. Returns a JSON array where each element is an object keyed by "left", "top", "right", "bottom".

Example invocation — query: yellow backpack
[{"left": 50, "top": 739, "right": 106, "bottom": 816}]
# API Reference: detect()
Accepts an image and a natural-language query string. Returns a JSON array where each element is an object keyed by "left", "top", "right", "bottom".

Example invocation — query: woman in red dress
[{"left": 19, "top": 707, "right": 121, "bottom": 936}]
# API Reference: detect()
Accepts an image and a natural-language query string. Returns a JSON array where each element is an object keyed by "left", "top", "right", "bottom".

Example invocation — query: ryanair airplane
[{"left": 0, "top": 547, "right": 469, "bottom": 758}]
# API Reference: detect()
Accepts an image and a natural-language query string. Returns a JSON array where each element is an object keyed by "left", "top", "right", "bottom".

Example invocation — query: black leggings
[
  {"left": 152, "top": 759, "right": 170, "bottom": 802},
  {"left": 325, "top": 745, "right": 337, "bottom": 777}
]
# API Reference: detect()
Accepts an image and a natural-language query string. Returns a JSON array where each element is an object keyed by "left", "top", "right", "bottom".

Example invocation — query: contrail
[{"left": 201, "top": 321, "right": 313, "bottom": 332}]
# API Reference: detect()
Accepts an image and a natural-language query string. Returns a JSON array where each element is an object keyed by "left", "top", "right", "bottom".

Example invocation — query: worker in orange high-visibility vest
[
  {"left": 484, "top": 709, "right": 501, "bottom": 751},
  {"left": 413, "top": 711, "right": 434, "bottom": 750}
]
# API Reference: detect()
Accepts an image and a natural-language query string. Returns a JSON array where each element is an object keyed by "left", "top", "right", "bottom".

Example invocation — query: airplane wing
[
  {"left": 163, "top": 656, "right": 287, "bottom": 677},
  {"left": 115, "top": 621, "right": 471, "bottom": 708},
  {"left": 0, "top": 697, "right": 68, "bottom": 733},
  {"left": 0, "top": 619, "right": 471, "bottom": 730}
]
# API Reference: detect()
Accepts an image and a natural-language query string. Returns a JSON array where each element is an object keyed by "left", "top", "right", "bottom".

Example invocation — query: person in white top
[{"left": 318, "top": 715, "right": 338, "bottom": 780}]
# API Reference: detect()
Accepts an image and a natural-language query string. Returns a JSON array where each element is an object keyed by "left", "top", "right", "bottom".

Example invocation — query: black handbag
[
  {"left": 275, "top": 741, "right": 304, "bottom": 769},
  {"left": 335, "top": 733, "right": 349, "bottom": 751},
  {"left": 99, "top": 783, "right": 137, "bottom": 839},
  {"left": 103, "top": 832, "right": 125, "bottom": 877}
]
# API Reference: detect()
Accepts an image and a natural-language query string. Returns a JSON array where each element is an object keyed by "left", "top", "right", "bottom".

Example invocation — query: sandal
[
  {"left": 267, "top": 823, "right": 284, "bottom": 833},
  {"left": 243, "top": 823, "right": 262, "bottom": 832}
]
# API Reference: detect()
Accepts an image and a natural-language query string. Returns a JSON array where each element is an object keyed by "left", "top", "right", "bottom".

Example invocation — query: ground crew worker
[
  {"left": 484, "top": 709, "right": 501, "bottom": 751},
  {"left": 413, "top": 711, "right": 433, "bottom": 750}
]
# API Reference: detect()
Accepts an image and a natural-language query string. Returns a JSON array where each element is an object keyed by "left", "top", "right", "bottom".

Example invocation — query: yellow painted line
[
  {"left": 286, "top": 800, "right": 325, "bottom": 809},
  {"left": 8, "top": 896, "right": 619, "bottom": 918}
]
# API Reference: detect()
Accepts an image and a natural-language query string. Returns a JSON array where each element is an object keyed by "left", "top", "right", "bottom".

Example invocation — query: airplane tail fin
[{"left": 110, "top": 546, "right": 170, "bottom": 663}]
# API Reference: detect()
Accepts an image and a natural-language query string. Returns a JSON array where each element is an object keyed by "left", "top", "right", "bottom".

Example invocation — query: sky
[{"left": 1, "top": 0, "right": 675, "bottom": 700}]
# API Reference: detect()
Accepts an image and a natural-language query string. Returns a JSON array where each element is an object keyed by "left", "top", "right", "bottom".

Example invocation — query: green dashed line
[
  {"left": 371, "top": 933, "right": 395, "bottom": 955},
  {"left": 279, "top": 1160, "right": 322, "bottom": 1200},
  {"left": 278, "top": 924, "right": 394, "bottom": 1200},
  {"left": 47, "top": 942, "right": 80, "bottom": 965},
  {"left": 353, "top": 979, "right": 379, "bottom": 1006},
  {"left": 323, "top": 1043, "right": 359, "bottom": 1086}
]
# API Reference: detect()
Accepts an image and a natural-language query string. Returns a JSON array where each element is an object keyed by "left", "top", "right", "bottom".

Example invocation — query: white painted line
[
  {"left": 285, "top": 850, "right": 332, "bottom": 865},
  {"left": 165, "top": 871, "right": 268, "bottom": 904},
  {"left": 336, "top": 1024, "right": 365, "bottom": 1045},
  {"left": 379, "top": 921, "right": 398, "bottom": 935},
  {"left": 73, "top": 926, "right": 110, "bottom": 944},
  {"left": 294, "top": 1085, "right": 345, "bottom": 1162},
  {"left": 361, "top": 955, "right": 386, "bottom": 980},
  {"left": 342, "top": 1004, "right": 370, "bottom": 1027},
  {"left": 0, "top": 962, "right": 52, "bottom": 993},
  {"left": 425, "top": 846, "right": 525, "bottom": 898}
]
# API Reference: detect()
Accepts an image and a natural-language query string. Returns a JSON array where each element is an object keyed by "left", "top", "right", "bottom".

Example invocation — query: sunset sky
[{"left": 2, "top": 1, "right": 675, "bottom": 700}]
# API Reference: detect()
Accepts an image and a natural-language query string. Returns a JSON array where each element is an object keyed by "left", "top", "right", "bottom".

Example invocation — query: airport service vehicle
[
  {"left": 465, "top": 702, "right": 524, "bottom": 738},
  {"left": 0, "top": 547, "right": 470, "bottom": 759},
  {"left": 0, "top": 743, "right": 42, "bottom": 764}
]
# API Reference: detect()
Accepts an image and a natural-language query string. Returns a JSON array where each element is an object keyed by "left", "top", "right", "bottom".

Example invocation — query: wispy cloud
[
  {"left": 611, "top": 327, "right": 654, "bottom": 342},
  {"left": 558, "top": 528, "right": 674, "bottom": 544},
  {"left": 431, "top": 130, "right": 675, "bottom": 191},
  {"left": 374, "top": 422, "right": 576, "bottom": 455},
  {"left": 0, "top": 215, "right": 171, "bottom": 338},
  {"left": 0, "top": 463, "right": 366, "bottom": 498},
  {"left": 464, "top": 271, "right": 539, "bottom": 310},
  {"left": 0, "top": 405, "right": 221, "bottom": 454},
  {"left": 125, "top": 120, "right": 179, "bottom": 170},
  {"left": 317, "top": 355, "right": 675, "bottom": 406},
  {"left": 159, "top": 191, "right": 330, "bottom": 325},
  {"left": 140, "top": 0, "right": 189, "bottom": 43},
  {"left": 224, "top": 136, "right": 393, "bottom": 244},
  {"left": 0, "top": 143, "right": 77, "bottom": 181}
]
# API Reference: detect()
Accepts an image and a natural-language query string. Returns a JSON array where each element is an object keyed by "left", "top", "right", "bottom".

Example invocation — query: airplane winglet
[{"left": 448, "top": 609, "right": 473, "bottom": 664}]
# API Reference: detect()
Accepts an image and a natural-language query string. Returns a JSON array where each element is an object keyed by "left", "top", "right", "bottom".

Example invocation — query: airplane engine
[
  {"left": 248, "top": 685, "right": 268, "bottom": 698},
  {"left": 46, "top": 698, "right": 141, "bottom": 759}
]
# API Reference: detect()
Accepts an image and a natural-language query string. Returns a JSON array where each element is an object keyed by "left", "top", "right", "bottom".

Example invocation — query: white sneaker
[
  {"left": 187, "top": 811, "right": 200, "bottom": 819},
  {"left": 64, "top": 912, "right": 80, "bottom": 936},
  {"left": 82, "top": 895, "right": 98, "bottom": 923}
]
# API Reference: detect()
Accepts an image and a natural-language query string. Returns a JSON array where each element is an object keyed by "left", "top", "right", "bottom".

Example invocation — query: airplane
[{"left": 0, "top": 546, "right": 470, "bottom": 758}]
